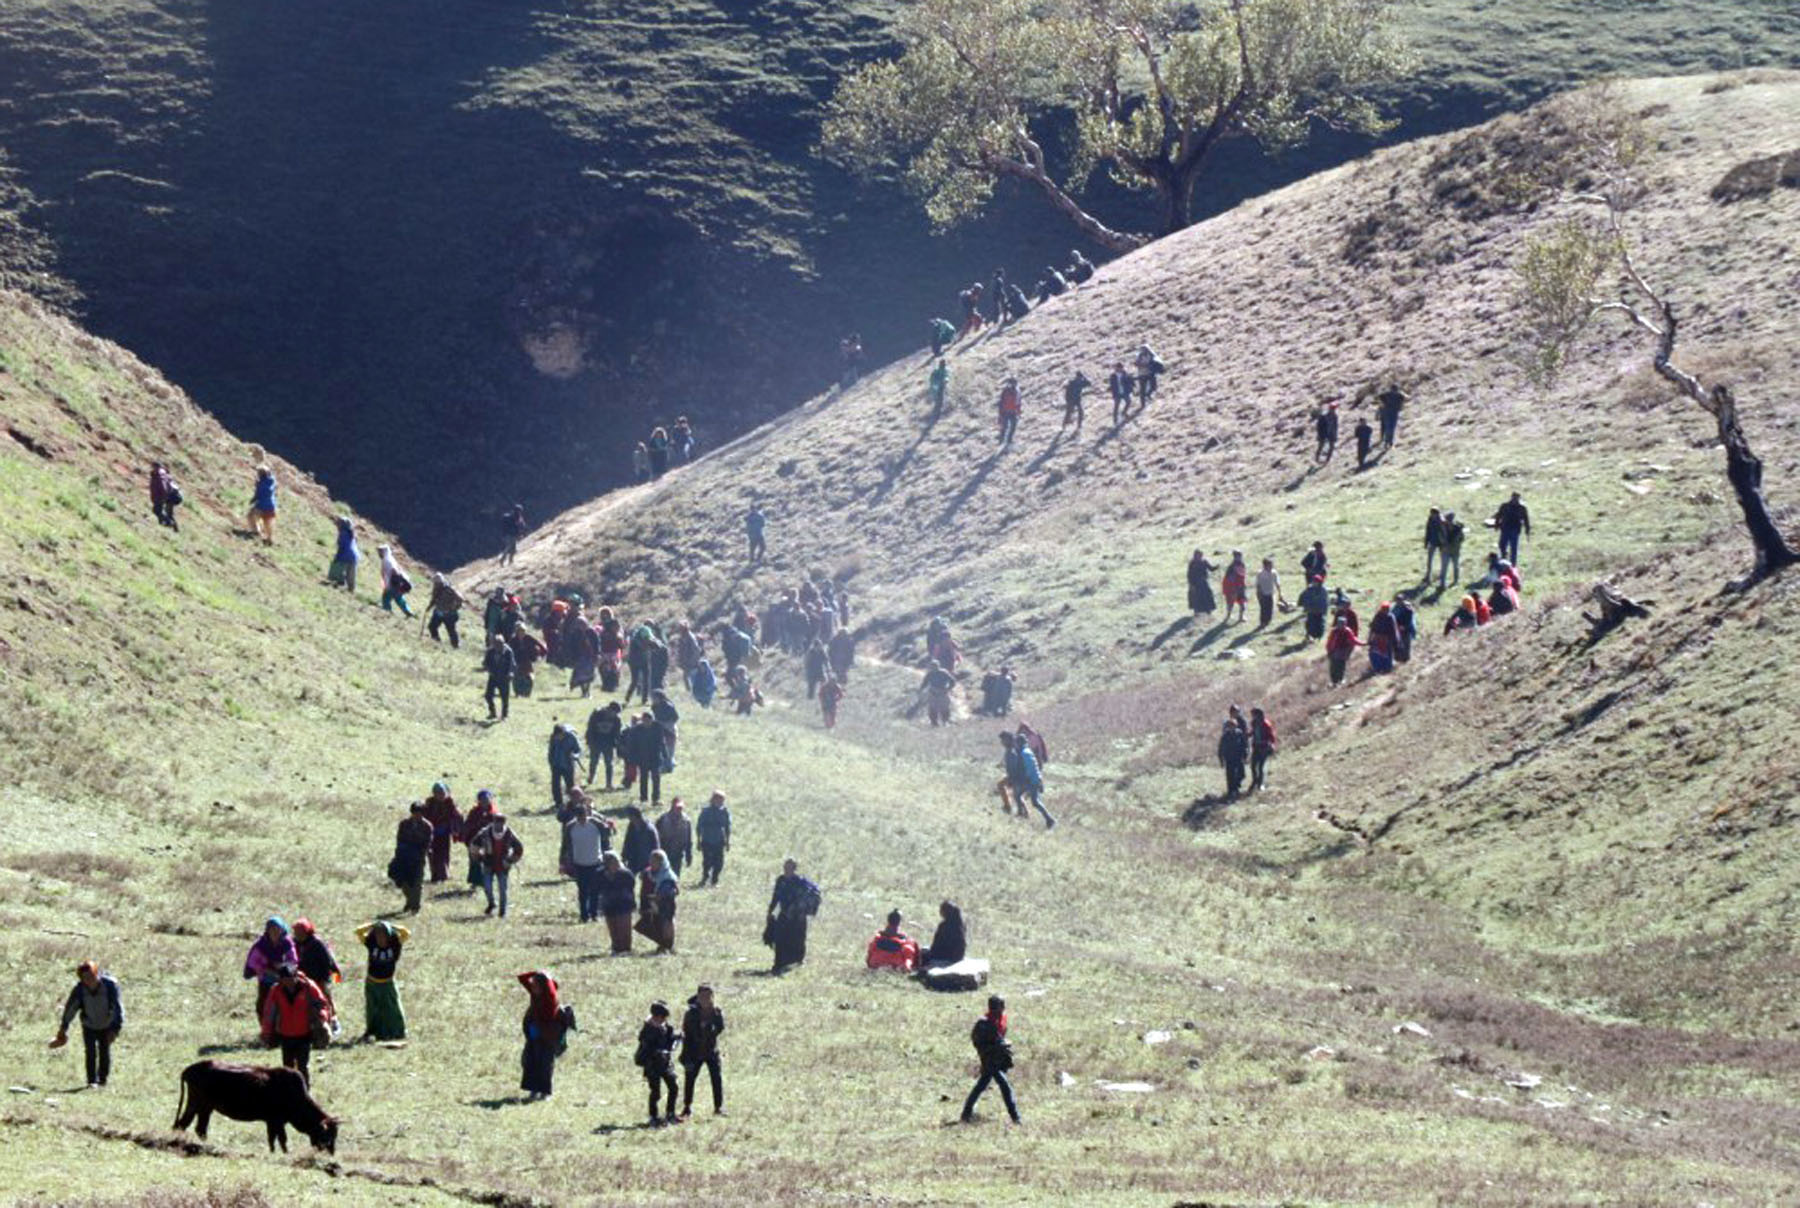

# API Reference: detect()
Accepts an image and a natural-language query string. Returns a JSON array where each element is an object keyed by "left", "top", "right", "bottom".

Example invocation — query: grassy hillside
[
  {"left": 0, "top": 2, "right": 1795, "bottom": 565},
  {"left": 3, "top": 75, "right": 1799, "bottom": 1205}
]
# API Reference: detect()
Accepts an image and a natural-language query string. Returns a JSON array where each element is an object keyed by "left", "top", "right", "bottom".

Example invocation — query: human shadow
[
  {"left": 935, "top": 450, "right": 1005, "bottom": 529},
  {"left": 1281, "top": 462, "right": 1325, "bottom": 493},
  {"left": 592, "top": 1120, "right": 665, "bottom": 1135},
  {"left": 1182, "top": 794, "right": 1238, "bottom": 830},
  {"left": 1025, "top": 427, "right": 1075, "bottom": 472},
  {"left": 469, "top": 1095, "right": 534, "bottom": 1111},
  {"left": 870, "top": 395, "right": 949, "bottom": 505},
  {"left": 1149, "top": 615, "right": 1195, "bottom": 651},
  {"left": 196, "top": 1042, "right": 264, "bottom": 1056},
  {"left": 1186, "top": 620, "right": 1233, "bottom": 654}
]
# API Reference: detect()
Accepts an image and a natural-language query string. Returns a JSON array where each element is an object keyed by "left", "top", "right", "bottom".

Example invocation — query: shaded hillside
[
  {"left": 470, "top": 74, "right": 1800, "bottom": 943},
  {"left": 6, "top": 269, "right": 1800, "bottom": 1208},
  {"left": 0, "top": 3, "right": 1795, "bottom": 566}
]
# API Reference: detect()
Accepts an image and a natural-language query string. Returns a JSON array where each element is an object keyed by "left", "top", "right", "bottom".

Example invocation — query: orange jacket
[
  {"left": 866, "top": 930, "right": 919, "bottom": 971},
  {"left": 261, "top": 975, "right": 330, "bottom": 1040}
]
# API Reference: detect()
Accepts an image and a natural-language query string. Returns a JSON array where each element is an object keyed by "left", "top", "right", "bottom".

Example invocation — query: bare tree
[{"left": 1516, "top": 96, "right": 1797, "bottom": 581}]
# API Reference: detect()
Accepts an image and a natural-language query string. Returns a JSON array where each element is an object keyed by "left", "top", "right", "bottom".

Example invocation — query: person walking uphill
[
  {"left": 422, "top": 782, "right": 461, "bottom": 884},
  {"left": 377, "top": 546, "right": 414, "bottom": 617},
  {"left": 247, "top": 465, "right": 277, "bottom": 545},
  {"left": 1249, "top": 707, "right": 1276, "bottom": 792},
  {"left": 427, "top": 574, "right": 466, "bottom": 647},
  {"left": 960, "top": 995, "right": 1020, "bottom": 1125},
  {"left": 328, "top": 516, "right": 358, "bottom": 591},
  {"left": 355, "top": 920, "right": 410, "bottom": 1042},
  {"left": 51, "top": 961, "right": 123, "bottom": 1089},
  {"left": 149, "top": 462, "right": 180, "bottom": 531},
  {"left": 996, "top": 378, "right": 1022, "bottom": 448},
  {"left": 680, "top": 985, "right": 726, "bottom": 1118},
  {"left": 584, "top": 701, "right": 623, "bottom": 789},
  {"left": 766, "top": 859, "right": 820, "bottom": 973},
  {"left": 928, "top": 357, "right": 949, "bottom": 414},
  {"left": 261, "top": 962, "right": 332, "bottom": 1086},
  {"left": 636, "top": 1002, "right": 680, "bottom": 1126},
  {"left": 483, "top": 634, "right": 516, "bottom": 720},
  {"left": 696, "top": 791, "right": 731, "bottom": 887},
  {"left": 1001, "top": 731, "right": 1055, "bottom": 829},
  {"left": 518, "top": 971, "right": 574, "bottom": 1102},
  {"left": 547, "top": 723, "right": 582, "bottom": 811},
  {"left": 473, "top": 814, "right": 524, "bottom": 917},
  {"left": 1493, "top": 492, "right": 1532, "bottom": 566},
  {"left": 389, "top": 802, "right": 431, "bottom": 914},
  {"left": 745, "top": 504, "right": 767, "bottom": 564}
]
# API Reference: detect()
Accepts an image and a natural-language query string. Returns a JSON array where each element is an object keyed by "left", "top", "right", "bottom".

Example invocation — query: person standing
[
  {"left": 1298, "top": 575, "right": 1330, "bottom": 642},
  {"left": 261, "top": 962, "right": 331, "bottom": 1086},
  {"left": 765, "top": 858, "right": 818, "bottom": 973},
  {"left": 1061, "top": 370, "right": 1091, "bottom": 431},
  {"left": 1133, "top": 344, "right": 1164, "bottom": 406},
  {"left": 1313, "top": 404, "right": 1339, "bottom": 463},
  {"left": 636, "top": 850, "right": 679, "bottom": 954},
  {"left": 422, "top": 782, "right": 461, "bottom": 884},
  {"left": 584, "top": 701, "right": 623, "bottom": 789},
  {"left": 1186, "top": 550, "right": 1216, "bottom": 615},
  {"left": 1301, "top": 541, "right": 1329, "bottom": 584},
  {"left": 547, "top": 722, "right": 583, "bottom": 811},
  {"left": 427, "top": 574, "right": 466, "bottom": 648},
  {"left": 328, "top": 516, "right": 359, "bottom": 591},
  {"left": 1423, "top": 507, "right": 1447, "bottom": 584},
  {"left": 597, "top": 851, "right": 637, "bottom": 954},
  {"left": 247, "top": 465, "right": 277, "bottom": 545},
  {"left": 996, "top": 378, "right": 1022, "bottom": 448},
  {"left": 1249, "top": 707, "right": 1277, "bottom": 792},
  {"left": 745, "top": 504, "right": 767, "bottom": 564},
  {"left": 483, "top": 634, "right": 515, "bottom": 721},
  {"left": 819, "top": 674, "right": 845, "bottom": 729},
  {"left": 389, "top": 802, "right": 431, "bottom": 915},
  {"left": 1368, "top": 602, "right": 1399, "bottom": 674},
  {"left": 635, "top": 1002, "right": 680, "bottom": 1126},
  {"left": 625, "top": 713, "right": 665, "bottom": 805},
  {"left": 680, "top": 985, "right": 726, "bottom": 1118},
  {"left": 921, "top": 660, "right": 957, "bottom": 728},
  {"left": 473, "top": 814, "right": 524, "bottom": 917},
  {"left": 1376, "top": 383, "right": 1406, "bottom": 448},
  {"left": 928, "top": 357, "right": 950, "bottom": 414},
  {"left": 1392, "top": 597, "right": 1418, "bottom": 663},
  {"left": 243, "top": 917, "right": 297, "bottom": 1019},
  {"left": 960, "top": 995, "right": 1020, "bottom": 1125},
  {"left": 518, "top": 971, "right": 573, "bottom": 1102},
  {"left": 1440, "top": 510, "right": 1466, "bottom": 590},
  {"left": 149, "top": 463, "right": 179, "bottom": 530},
  {"left": 1108, "top": 361, "right": 1133, "bottom": 425},
  {"left": 499, "top": 504, "right": 526, "bottom": 565},
  {"left": 565, "top": 801, "right": 613, "bottom": 923},
  {"left": 1325, "top": 615, "right": 1365, "bottom": 686},
  {"left": 1254, "top": 558, "right": 1286, "bottom": 629},
  {"left": 355, "top": 920, "right": 410, "bottom": 1042},
  {"left": 1217, "top": 707, "right": 1249, "bottom": 800},
  {"left": 377, "top": 545, "right": 414, "bottom": 617},
  {"left": 696, "top": 791, "right": 731, "bottom": 887},
  {"left": 291, "top": 920, "right": 342, "bottom": 1031},
  {"left": 1493, "top": 492, "right": 1531, "bottom": 566},
  {"left": 50, "top": 961, "right": 123, "bottom": 1089},
  {"left": 1354, "top": 415, "right": 1374, "bottom": 470},
  {"left": 655, "top": 799, "right": 693, "bottom": 878},
  {"left": 460, "top": 789, "right": 496, "bottom": 889},
  {"left": 1221, "top": 551, "right": 1248, "bottom": 624}
]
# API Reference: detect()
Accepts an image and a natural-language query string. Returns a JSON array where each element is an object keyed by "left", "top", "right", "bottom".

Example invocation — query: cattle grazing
[{"left": 172, "top": 1060, "right": 339, "bottom": 1154}]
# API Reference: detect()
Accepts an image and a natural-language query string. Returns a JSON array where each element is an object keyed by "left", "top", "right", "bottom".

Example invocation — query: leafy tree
[
  {"left": 822, "top": 0, "right": 1410, "bottom": 251},
  {"left": 1517, "top": 94, "right": 1796, "bottom": 581}
]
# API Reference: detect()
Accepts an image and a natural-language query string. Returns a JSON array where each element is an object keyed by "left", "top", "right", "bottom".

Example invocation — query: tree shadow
[
  {"left": 1148, "top": 615, "right": 1195, "bottom": 651},
  {"left": 1186, "top": 620, "right": 1233, "bottom": 654}
]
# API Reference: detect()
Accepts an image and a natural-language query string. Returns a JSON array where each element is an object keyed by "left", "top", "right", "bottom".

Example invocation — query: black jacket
[
  {"left": 681, "top": 998, "right": 726, "bottom": 1065},
  {"left": 971, "top": 1015, "right": 1012, "bottom": 1073}
]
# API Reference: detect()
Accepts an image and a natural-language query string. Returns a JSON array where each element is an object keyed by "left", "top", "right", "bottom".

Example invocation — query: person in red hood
[
  {"left": 1325, "top": 615, "right": 1364, "bottom": 686},
  {"left": 459, "top": 790, "right": 496, "bottom": 890},
  {"left": 422, "top": 782, "right": 462, "bottom": 883},
  {"left": 518, "top": 971, "right": 573, "bottom": 1101}
]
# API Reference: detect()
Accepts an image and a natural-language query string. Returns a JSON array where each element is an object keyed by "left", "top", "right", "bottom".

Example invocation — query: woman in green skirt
[{"left": 355, "top": 920, "right": 411, "bottom": 1041}]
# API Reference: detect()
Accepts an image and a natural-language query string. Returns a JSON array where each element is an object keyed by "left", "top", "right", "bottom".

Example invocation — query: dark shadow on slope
[
  {"left": 1187, "top": 620, "right": 1233, "bottom": 654},
  {"left": 1149, "top": 615, "right": 1195, "bottom": 650},
  {"left": 870, "top": 398, "right": 948, "bottom": 505},
  {"left": 935, "top": 450, "right": 1005, "bottom": 529}
]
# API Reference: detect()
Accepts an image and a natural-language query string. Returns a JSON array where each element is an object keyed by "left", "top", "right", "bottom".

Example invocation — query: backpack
[
  {"left": 167, "top": 482, "right": 183, "bottom": 506},
  {"left": 1018, "top": 724, "right": 1048, "bottom": 767},
  {"left": 391, "top": 569, "right": 412, "bottom": 595},
  {"left": 798, "top": 878, "right": 822, "bottom": 917}
]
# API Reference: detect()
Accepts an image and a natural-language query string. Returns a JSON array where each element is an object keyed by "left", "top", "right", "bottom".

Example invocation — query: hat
[{"left": 292, "top": 918, "right": 314, "bottom": 937}]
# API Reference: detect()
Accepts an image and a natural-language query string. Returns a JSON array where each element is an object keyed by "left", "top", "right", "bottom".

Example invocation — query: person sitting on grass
[
  {"left": 866, "top": 910, "right": 920, "bottom": 972},
  {"left": 920, "top": 901, "right": 967, "bottom": 969}
]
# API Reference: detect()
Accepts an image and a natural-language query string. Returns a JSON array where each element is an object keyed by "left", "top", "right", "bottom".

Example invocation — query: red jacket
[
  {"left": 866, "top": 930, "right": 919, "bottom": 971},
  {"left": 261, "top": 975, "right": 330, "bottom": 1040},
  {"left": 1326, "top": 627, "right": 1364, "bottom": 658}
]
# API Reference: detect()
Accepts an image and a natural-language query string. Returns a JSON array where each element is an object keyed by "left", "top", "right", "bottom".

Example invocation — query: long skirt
[
  {"left": 521, "top": 1036, "right": 558, "bottom": 1096},
  {"left": 769, "top": 912, "right": 808, "bottom": 970},
  {"left": 1188, "top": 579, "right": 1215, "bottom": 613},
  {"left": 364, "top": 978, "right": 406, "bottom": 1041}
]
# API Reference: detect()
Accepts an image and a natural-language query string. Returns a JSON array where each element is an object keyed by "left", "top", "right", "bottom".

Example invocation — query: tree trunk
[
  {"left": 991, "top": 155, "right": 1147, "bottom": 253},
  {"left": 1712, "top": 386, "right": 1799, "bottom": 577}
]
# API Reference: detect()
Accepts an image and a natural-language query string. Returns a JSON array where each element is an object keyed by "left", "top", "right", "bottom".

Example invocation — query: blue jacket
[
  {"left": 548, "top": 726, "right": 582, "bottom": 772},
  {"left": 334, "top": 520, "right": 360, "bottom": 563},
  {"left": 1012, "top": 747, "right": 1043, "bottom": 792},
  {"left": 252, "top": 474, "right": 277, "bottom": 513}
]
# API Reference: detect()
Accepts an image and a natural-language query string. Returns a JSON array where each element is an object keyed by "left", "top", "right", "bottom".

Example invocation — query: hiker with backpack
[
  {"left": 328, "top": 516, "right": 359, "bottom": 592},
  {"left": 1249, "top": 708, "right": 1276, "bottom": 792},
  {"left": 426, "top": 574, "right": 466, "bottom": 648},
  {"left": 960, "top": 995, "right": 1020, "bottom": 1125},
  {"left": 996, "top": 378, "right": 1022, "bottom": 448},
  {"left": 1002, "top": 728, "right": 1055, "bottom": 829},
  {"left": 1062, "top": 370, "right": 1091, "bottom": 431},
  {"left": 377, "top": 546, "right": 414, "bottom": 617},
  {"left": 978, "top": 666, "right": 1015, "bottom": 717},
  {"left": 509, "top": 626, "right": 547, "bottom": 699},
  {"left": 519, "top": 971, "right": 574, "bottom": 1102},
  {"left": 1134, "top": 344, "right": 1164, "bottom": 405},
  {"left": 247, "top": 464, "right": 278, "bottom": 545},
  {"left": 766, "top": 858, "right": 819, "bottom": 973},
  {"left": 1217, "top": 707, "right": 1249, "bottom": 800},
  {"left": 50, "top": 961, "right": 124, "bottom": 1089},
  {"left": 635, "top": 1001, "right": 680, "bottom": 1125},
  {"left": 680, "top": 985, "right": 726, "bottom": 1118},
  {"left": 149, "top": 462, "right": 180, "bottom": 530}
]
